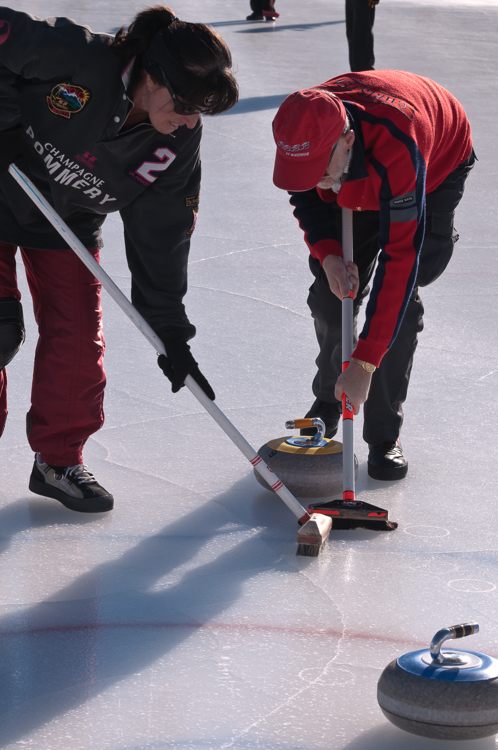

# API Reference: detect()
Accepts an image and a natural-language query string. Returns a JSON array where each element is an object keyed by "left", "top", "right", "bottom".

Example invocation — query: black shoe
[
  {"left": 368, "top": 440, "right": 408, "bottom": 481},
  {"left": 300, "top": 398, "right": 341, "bottom": 439},
  {"left": 29, "top": 454, "right": 114, "bottom": 512},
  {"left": 246, "top": 11, "right": 264, "bottom": 20}
]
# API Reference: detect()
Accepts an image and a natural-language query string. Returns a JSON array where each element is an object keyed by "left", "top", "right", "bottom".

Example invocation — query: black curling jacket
[{"left": 0, "top": 6, "right": 202, "bottom": 339}]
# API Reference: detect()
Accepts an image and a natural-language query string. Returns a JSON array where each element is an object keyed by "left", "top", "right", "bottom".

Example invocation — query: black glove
[
  {"left": 0, "top": 126, "right": 24, "bottom": 174},
  {"left": 157, "top": 339, "right": 215, "bottom": 400}
]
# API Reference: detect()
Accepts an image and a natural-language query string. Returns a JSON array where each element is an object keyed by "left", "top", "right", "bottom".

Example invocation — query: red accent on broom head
[{"left": 306, "top": 499, "right": 397, "bottom": 531}]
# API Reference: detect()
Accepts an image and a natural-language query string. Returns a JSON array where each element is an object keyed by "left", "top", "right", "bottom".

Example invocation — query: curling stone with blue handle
[
  {"left": 254, "top": 418, "right": 357, "bottom": 498},
  {"left": 377, "top": 623, "right": 498, "bottom": 740}
]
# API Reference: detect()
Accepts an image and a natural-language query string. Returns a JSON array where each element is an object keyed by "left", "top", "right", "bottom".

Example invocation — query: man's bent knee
[{"left": 0, "top": 298, "right": 25, "bottom": 369}]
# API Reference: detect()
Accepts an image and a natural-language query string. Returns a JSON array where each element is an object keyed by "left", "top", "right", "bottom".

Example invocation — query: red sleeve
[{"left": 350, "top": 124, "right": 426, "bottom": 367}]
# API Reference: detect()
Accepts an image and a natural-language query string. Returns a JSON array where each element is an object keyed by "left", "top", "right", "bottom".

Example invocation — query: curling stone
[
  {"left": 254, "top": 418, "right": 358, "bottom": 498},
  {"left": 377, "top": 623, "right": 498, "bottom": 740}
]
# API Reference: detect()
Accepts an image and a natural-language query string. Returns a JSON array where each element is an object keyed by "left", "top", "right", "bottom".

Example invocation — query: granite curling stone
[
  {"left": 254, "top": 417, "right": 358, "bottom": 498},
  {"left": 377, "top": 623, "right": 498, "bottom": 741}
]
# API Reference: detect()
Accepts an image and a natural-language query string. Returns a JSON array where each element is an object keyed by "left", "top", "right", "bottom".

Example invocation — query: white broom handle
[
  {"left": 9, "top": 163, "right": 308, "bottom": 522},
  {"left": 341, "top": 207, "right": 355, "bottom": 496},
  {"left": 342, "top": 207, "right": 354, "bottom": 266}
]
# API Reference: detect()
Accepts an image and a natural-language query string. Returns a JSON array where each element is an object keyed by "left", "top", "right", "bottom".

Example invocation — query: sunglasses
[{"left": 147, "top": 62, "right": 209, "bottom": 116}]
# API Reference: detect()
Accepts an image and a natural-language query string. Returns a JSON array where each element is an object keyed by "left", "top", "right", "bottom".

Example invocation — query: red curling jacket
[{"left": 289, "top": 70, "right": 472, "bottom": 367}]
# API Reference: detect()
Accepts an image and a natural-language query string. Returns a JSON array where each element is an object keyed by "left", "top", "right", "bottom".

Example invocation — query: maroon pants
[{"left": 0, "top": 242, "right": 105, "bottom": 466}]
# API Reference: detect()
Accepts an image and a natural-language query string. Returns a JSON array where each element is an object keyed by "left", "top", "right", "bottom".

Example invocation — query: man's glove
[
  {"left": 0, "top": 126, "right": 24, "bottom": 173},
  {"left": 157, "top": 338, "right": 215, "bottom": 400}
]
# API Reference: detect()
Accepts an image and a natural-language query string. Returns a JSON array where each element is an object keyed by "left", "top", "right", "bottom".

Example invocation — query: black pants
[
  {"left": 250, "top": 0, "right": 276, "bottom": 11},
  {"left": 307, "top": 151, "right": 476, "bottom": 446},
  {"left": 345, "top": 0, "right": 376, "bottom": 72}
]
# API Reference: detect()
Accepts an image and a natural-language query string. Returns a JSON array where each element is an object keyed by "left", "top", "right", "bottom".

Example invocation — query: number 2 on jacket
[{"left": 135, "top": 147, "right": 177, "bottom": 184}]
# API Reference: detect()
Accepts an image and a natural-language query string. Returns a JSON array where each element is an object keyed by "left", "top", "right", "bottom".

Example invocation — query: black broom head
[{"left": 307, "top": 498, "right": 397, "bottom": 531}]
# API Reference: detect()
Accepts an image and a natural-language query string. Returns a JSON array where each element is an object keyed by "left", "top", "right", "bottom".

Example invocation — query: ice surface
[{"left": 1, "top": 0, "right": 498, "bottom": 748}]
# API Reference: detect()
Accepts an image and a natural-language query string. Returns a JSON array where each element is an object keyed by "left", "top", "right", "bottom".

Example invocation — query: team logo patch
[
  {"left": 0, "top": 20, "right": 10, "bottom": 44},
  {"left": 186, "top": 190, "right": 200, "bottom": 235},
  {"left": 391, "top": 192, "right": 415, "bottom": 207},
  {"left": 47, "top": 82, "right": 91, "bottom": 119},
  {"left": 76, "top": 151, "right": 98, "bottom": 170},
  {"left": 333, "top": 77, "right": 415, "bottom": 120}
]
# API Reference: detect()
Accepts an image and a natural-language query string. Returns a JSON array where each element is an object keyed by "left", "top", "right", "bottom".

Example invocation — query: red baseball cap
[{"left": 272, "top": 88, "right": 347, "bottom": 191}]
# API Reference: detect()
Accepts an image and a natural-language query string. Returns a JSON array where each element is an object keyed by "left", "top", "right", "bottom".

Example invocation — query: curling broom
[{"left": 9, "top": 163, "right": 332, "bottom": 556}]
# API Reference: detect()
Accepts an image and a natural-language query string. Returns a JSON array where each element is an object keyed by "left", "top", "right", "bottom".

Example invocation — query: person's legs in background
[
  {"left": 345, "top": 0, "right": 376, "bottom": 71},
  {"left": 247, "top": 0, "right": 279, "bottom": 21}
]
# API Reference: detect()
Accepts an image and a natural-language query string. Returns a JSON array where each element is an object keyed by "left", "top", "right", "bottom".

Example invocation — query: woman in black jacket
[{"left": 0, "top": 5, "right": 238, "bottom": 512}]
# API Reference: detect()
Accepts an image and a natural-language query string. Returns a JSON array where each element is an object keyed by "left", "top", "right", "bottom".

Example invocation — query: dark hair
[{"left": 112, "top": 6, "right": 238, "bottom": 114}]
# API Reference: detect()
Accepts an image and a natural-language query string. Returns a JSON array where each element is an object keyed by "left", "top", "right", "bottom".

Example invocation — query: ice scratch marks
[
  {"left": 217, "top": 567, "right": 348, "bottom": 749},
  {"left": 218, "top": 653, "right": 353, "bottom": 750},
  {"left": 189, "top": 285, "right": 309, "bottom": 319},
  {"left": 189, "top": 242, "right": 299, "bottom": 265},
  {"left": 478, "top": 369, "right": 498, "bottom": 381}
]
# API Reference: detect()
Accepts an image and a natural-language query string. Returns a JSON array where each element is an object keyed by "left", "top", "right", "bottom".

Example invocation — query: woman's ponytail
[{"left": 112, "top": 6, "right": 177, "bottom": 59}]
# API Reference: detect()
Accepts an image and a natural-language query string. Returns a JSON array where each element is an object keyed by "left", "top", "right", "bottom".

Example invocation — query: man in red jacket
[{"left": 272, "top": 70, "right": 475, "bottom": 480}]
